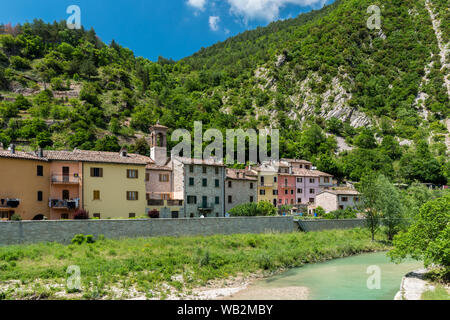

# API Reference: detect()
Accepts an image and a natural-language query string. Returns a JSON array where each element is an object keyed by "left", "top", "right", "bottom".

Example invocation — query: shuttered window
[
  {"left": 127, "top": 191, "right": 139, "bottom": 201},
  {"left": 90, "top": 168, "right": 103, "bottom": 177}
]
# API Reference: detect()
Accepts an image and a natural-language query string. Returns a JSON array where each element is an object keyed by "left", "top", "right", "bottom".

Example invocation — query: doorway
[{"left": 62, "top": 167, "right": 70, "bottom": 182}]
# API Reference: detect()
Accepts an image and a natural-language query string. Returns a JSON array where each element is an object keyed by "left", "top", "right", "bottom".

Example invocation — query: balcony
[
  {"left": 51, "top": 175, "right": 80, "bottom": 185},
  {"left": 280, "top": 184, "right": 296, "bottom": 188},
  {"left": 0, "top": 198, "right": 20, "bottom": 208},
  {"left": 49, "top": 199, "right": 79, "bottom": 209},
  {"left": 259, "top": 183, "right": 274, "bottom": 187},
  {"left": 198, "top": 203, "right": 215, "bottom": 211},
  {"left": 147, "top": 199, "right": 184, "bottom": 207}
]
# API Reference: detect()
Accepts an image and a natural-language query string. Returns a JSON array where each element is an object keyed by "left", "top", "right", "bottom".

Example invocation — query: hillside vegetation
[{"left": 0, "top": 0, "right": 448, "bottom": 184}]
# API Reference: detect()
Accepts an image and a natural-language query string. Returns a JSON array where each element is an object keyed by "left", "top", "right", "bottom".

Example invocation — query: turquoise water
[{"left": 254, "top": 252, "right": 423, "bottom": 300}]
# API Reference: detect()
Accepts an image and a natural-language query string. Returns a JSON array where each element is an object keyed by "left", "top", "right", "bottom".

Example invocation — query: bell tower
[{"left": 149, "top": 124, "right": 168, "bottom": 166}]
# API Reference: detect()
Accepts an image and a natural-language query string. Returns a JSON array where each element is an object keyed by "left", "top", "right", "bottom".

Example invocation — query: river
[{"left": 226, "top": 252, "right": 423, "bottom": 300}]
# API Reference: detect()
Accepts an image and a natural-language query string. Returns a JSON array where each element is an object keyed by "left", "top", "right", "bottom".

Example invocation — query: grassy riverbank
[{"left": 0, "top": 228, "right": 389, "bottom": 300}]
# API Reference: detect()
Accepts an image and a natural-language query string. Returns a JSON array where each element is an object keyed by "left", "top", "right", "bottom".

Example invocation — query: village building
[
  {"left": 172, "top": 157, "right": 226, "bottom": 218},
  {"left": 315, "top": 189, "right": 361, "bottom": 213},
  {"left": 0, "top": 146, "right": 51, "bottom": 220},
  {"left": 225, "top": 168, "right": 257, "bottom": 213}
]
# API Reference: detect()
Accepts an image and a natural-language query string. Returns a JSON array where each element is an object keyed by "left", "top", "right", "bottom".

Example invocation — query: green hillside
[{"left": 0, "top": 0, "right": 448, "bottom": 184}]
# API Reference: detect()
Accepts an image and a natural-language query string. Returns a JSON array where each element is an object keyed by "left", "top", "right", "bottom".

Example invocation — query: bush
[
  {"left": 229, "top": 201, "right": 277, "bottom": 217},
  {"left": 10, "top": 56, "right": 31, "bottom": 70},
  {"left": 71, "top": 234, "right": 96, "bottom": 245},
  {"left": 73, "top": 210, "right": 89, "bottom": 220},
  {"left": 10, "top": 214, "right": 22, "bottom": 221}
]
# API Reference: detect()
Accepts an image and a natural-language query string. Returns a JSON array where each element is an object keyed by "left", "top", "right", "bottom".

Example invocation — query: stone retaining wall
[
  {"left": 0, "top": 216, "right": 294, "bottom": 245},
  {"left": 296, "top": 219, "right": 366, "bottom": 232}
]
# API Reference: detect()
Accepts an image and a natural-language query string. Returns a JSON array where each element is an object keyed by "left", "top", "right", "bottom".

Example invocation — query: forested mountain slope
[{"left": 0, "top": 0, "right": 448, "bottom": 184}]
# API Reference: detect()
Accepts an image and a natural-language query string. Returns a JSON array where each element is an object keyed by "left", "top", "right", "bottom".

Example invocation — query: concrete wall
[
  {"left": 296, "top": 219, "right": 366, "bottom": 232},
  {"left": 0, "top": 216, "right": 294, "bottom": 245}
]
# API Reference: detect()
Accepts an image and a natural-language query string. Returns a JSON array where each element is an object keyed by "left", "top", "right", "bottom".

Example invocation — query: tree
[
  {"left": 375, "top": 175, "right": 405, "bottom": 241},
  {"left": 388, "top": 194, "right": 449, "bottom": 280},
  {"left": 94, "top": 135, "right": 121, "bottom": 152},
  {"left": 357, "top": 172, "right": 381, "bottom": 241}
]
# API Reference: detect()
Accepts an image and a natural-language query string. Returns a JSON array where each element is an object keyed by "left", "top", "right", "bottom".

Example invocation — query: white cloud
[
  {"left": 226, "top": 0, "right": 327, "bottom": 22},
  {"left": 209, "top": 16, "right": 221, "bottom": 31},
  {"left": 187, "top": 0, "right": 207, "bottom": 11}
]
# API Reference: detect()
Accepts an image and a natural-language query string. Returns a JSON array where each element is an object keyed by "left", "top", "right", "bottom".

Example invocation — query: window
[
  {"left": 298, "top": 188, "right": 303, "bottom": 194},
  {"left": 228, "top": 196, "right": 232, "bottom": 204},
  {"left": 284, "top": 178, "right": 288, "bottom": 185},
  {"left": 305, "top": 165, "right": 311, "bottom": 170},
  {"left": 285, "top": 200, "right": 288, "bottom": 205},
  {"left": 215, "top": 179, "right": 220, "bottom": 188},
  {"left": 310, "top": 189, "right": 315, "bottom": 194},
  {"left": 309, "top": 198, "right": 315, "bottom": 203},
  {"left": 159, "top": 174, "right": 169, "bottom": 182},
  {"left": 61, "top": 213, "right": 69, "bottom": 220},
  {"left": 215, "top": 197, "right": 220, "bottom": 205},
  {"left": 291, "top": 199, "right": 294, "bottom": 205},
  {"left": 297, "top": 177, "right": 302, "bottom": 183},
  {"left": 278, "top": 199, "right": 282, "bottom": 204},
  {"left": 250, "top": 183, "right": 254, "bottom": 189},
  {"left": 273, "top": 190, "right": 278, "bottom": 195},
  {"left": 355, "top": 197, "right": 359, "bottom": 202},
  {"left": 90, "top": 168, "right": 103, "bottom": 177},
  {"left": 37, "top": 191, "right": 43, "bottom": 202},
  {"left": 189, "top": 165, "right": 194, "bottom": 173},
  {"left": 189, "top": 177, "right": 195, "bottom": 186},
  {"left": 261, "top": 176, "right": 265, "bottom": 184},
  {"left": 309, "top": 178, "right": 315, "bottom": 183},
  {"left": 62, "top": 190, "right": 69, "bottom": 200},
  {"left": 285, "top": 190, "right": 288, "bottom": 195},
  {"left": 93, "top": 190, "right": 100, "bottom": 200},
  {"left": 228, "top": 181, "right": 232, "bottom": 188},
  {"left": 202, "top": 178, "right": 208, "bottom": 187},
  {"left": 215, "top": 167, "right": 219, "bottom": 175},
  {"left": 187, "top": 196, "right": 197, "bottom": 204},
  {"left": 93, "top": 213, "right": 101, "bottom": 219},
  {"left": 129, "top": 213, "right": 136, "bottom": 218},
  {"left": 127, "top": 169, "right": 138, "bottom": 179},
  {"left": 342, "top": 197, "right": 348, "bottom": 202},
  {"left": 250, "top": 196, "right": 254, "bottom": 203},
  {"left": 37, "top": 165, "right": 43, "bottom": 177},
  {"left": 146, "top": 193, "right": 150, "bottom": 200},
  {"left": 145, "top": 173, "right": 150, "bottom": 181},
  {"left": 274, "top": 177, "right": 277, "bottom": 183},
  {"left": 324, "top": 177, "right": 330, "bottom": 183},
  {"left": 291, "top": 190, "right": 294, "bottom": 195},
  {"left": 202, "top": 166, "right": 207, "bottom": 174},
  {"left": 260, "top": 190, "right": 266, "bottom": 195},
  {"left": 298, "top": 198, "right": 302, "bottom": 203},
  {"left": 127, "top": 191, "right": 139, "bottom": 201}
]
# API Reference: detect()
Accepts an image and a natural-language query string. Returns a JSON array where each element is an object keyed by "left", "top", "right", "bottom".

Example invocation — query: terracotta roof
[
  {"left": 173, "top": 157, "right": 225, "bottom": 167},
  {"left": 150, "top": 124, "right": 169, "bottom": 130},
  {"left": 226, "top": 169, "right": 257, "bottom": 181},
  {"left": 43, "top": 150, "right": 151, "bottom": 165},
  {"left": 291, "top": 168, "right": 322, "bottom": 177},
  {"left": 0, "top": 149, "right": 48, "bottom": 161},
  {"left": 315, "top": 170, "right": 334, "bottom": 177},
  {"left": 320, "top": 189, "right": 360, "bottom": 196},
  {"left": 146, "top": 163, "right": 172, "bottom": 171}
]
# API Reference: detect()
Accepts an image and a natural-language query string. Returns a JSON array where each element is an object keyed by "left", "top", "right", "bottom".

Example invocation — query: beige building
[
  {"left": 315, "top": 189, "right": 361, "bottom": 213},
  {"left": 225, "top": 169, "right": 257, "bottom": 213}
]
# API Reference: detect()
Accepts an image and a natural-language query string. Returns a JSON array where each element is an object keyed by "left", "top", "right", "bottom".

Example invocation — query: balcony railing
[
  {"left": 147, "top": 199, "right": 184, "bottom": 207},
  {"left": 259, "top": 183, "right": 274, "bottom": 187},
  {"left": 49, "top": 199, "right": 79, "bottom": 209},
  {"left": 198, "top": 203, "right": 215, "bottom": 211},
  {"left": 0, "top": 198, "right": 20, "bottom": 208},
  {"left": 51, "top": 175, "right": 80, "bottom": 184},
  {"left": 280, "top": 184, "right": 296, "bottom": 188}
]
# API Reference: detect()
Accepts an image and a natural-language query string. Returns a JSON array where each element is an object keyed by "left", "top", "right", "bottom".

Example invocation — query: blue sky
[{"left": 1, "top": 0, "right": 334, "bottom": 61}]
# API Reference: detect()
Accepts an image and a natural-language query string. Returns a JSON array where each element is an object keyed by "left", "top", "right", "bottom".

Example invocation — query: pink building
[
  {"left": 293, "top": 168, "right": 320, "bottom": 205},
  {"left": 277, "top": 174, "right": 296, "bottom": 206}
]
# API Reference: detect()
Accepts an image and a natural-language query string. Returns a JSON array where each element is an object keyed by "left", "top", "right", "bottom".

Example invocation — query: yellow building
[
  {"left": 0, "top": 147, "right": 50, "bottom": 220},
  {"left": 76, "top": 150, "right": 148, "bottom": 219},
  {"left": 248, "top": 162, "right": 279, "bottom": 207}
]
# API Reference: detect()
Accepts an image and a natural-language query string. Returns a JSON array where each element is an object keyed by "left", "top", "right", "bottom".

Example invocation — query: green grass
[
  {"left": 0, "top": 228, "right": 389, "bottom": 300},
  {"left": 422, "top": 285, "right": 450, "bottom": 300}
]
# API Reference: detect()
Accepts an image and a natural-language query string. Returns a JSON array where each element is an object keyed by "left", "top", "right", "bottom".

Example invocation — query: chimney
[
  {"left": 120, "top": 147, "right": 128, "bottom": 158},
  {"left": 37, "top": 148, "right": 44, "bottom": 158},
  {"left": 9, "top": 144, "right": 15, "bottom": 154}
]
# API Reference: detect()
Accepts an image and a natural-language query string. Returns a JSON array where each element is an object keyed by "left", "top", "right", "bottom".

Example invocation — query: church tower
[{"left": 148, "top": 124, "right": 169, "bottom": 166}]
